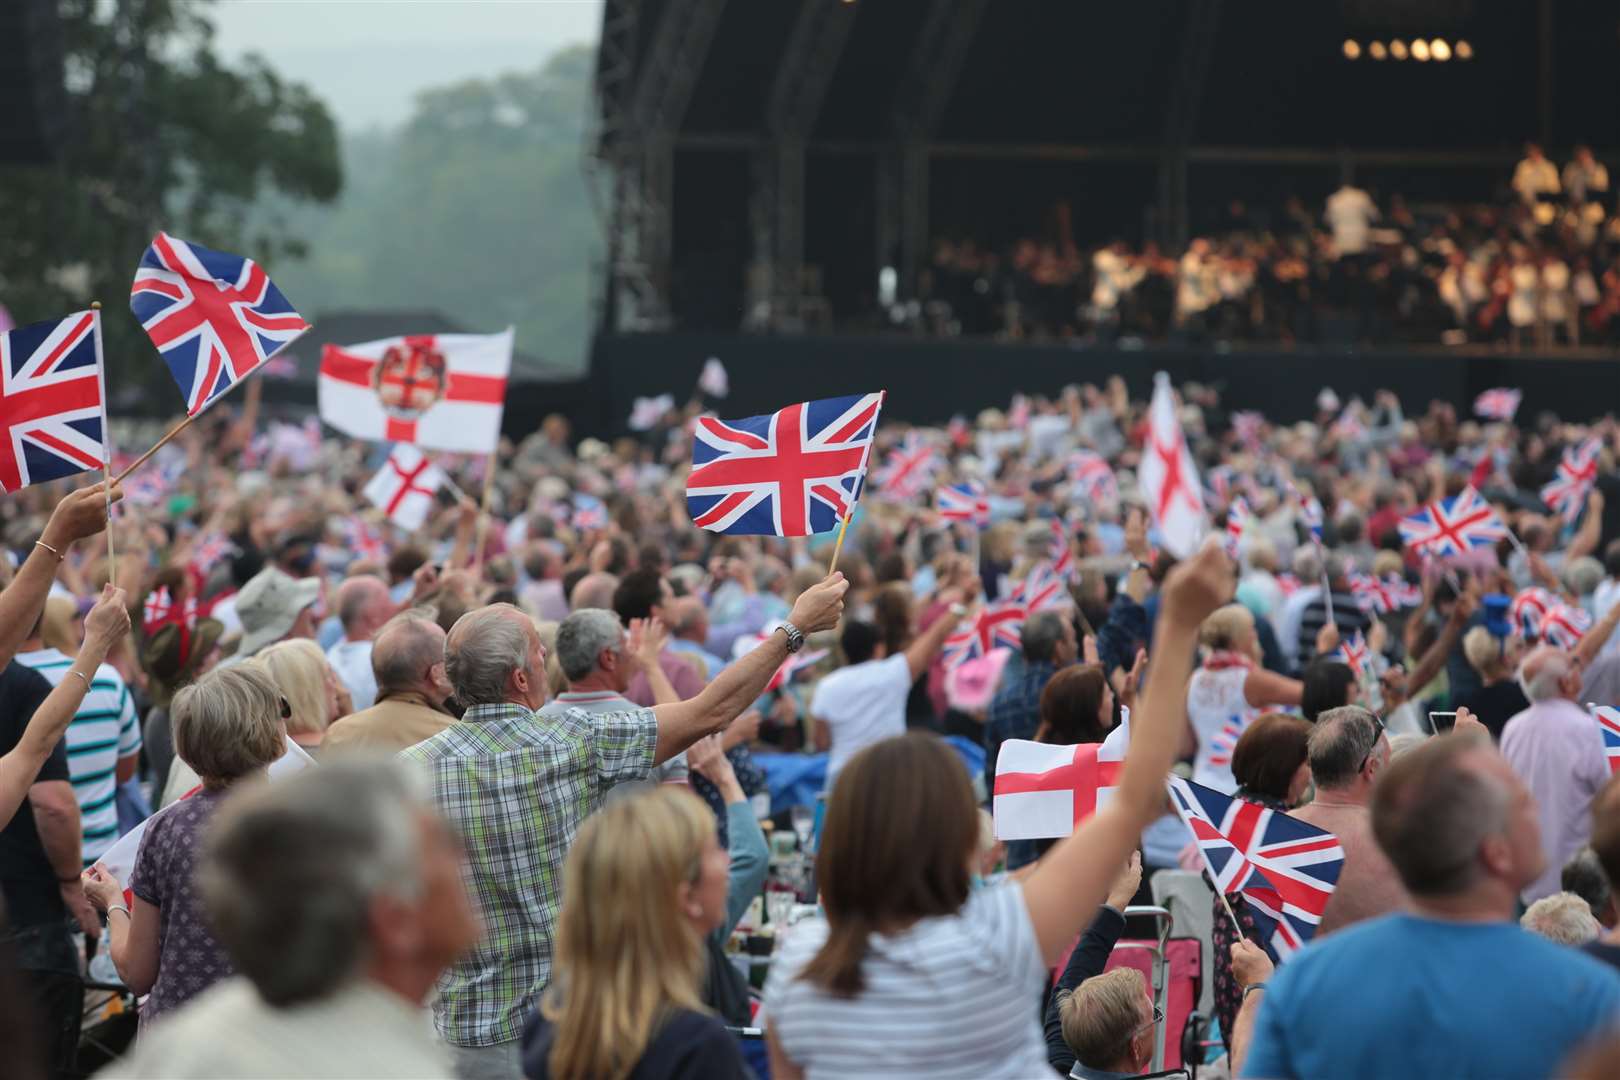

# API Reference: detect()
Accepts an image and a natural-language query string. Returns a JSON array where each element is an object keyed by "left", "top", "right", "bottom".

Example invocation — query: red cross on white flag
[
  {"left": 318, "top": 329, "right": 511, "bottom": 453},
  {"left": 363, "top": 444, "right": 445, "bottom": 531},
  {"left": 993, "top": 738, "right": 1125, "bottom": 840},
  {"left": 1138, "top": 371, "right": 1207, "bottom": 558}
]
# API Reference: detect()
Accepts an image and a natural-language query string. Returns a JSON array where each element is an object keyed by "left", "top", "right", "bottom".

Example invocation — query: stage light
[
  {"left": 1390, "top": 39, "right": 1409, "bottom": 60},
  {"left": 1343, "top": 39, "right": 1361, "bottom": 59},
  {"left": 1455, "top": 40, "right": 1473, "bottom": 59},
  {"left": 1368, "top": 41, "right": 1388, "bottom": 60},
  {"left": 1430, "top": 38, "right": 1451, "bottom": 61},
  {"left": 1411, "top": 38, "right": 1430, "bottom": 61}
]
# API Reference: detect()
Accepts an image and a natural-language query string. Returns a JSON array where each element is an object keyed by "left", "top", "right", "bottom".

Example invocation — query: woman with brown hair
[
  {"left": 1198, "top": 712, "right": 1313, "bottom": 1058},
  {"left": 522, "top": 785, "right": 750, "bottom": 1080},
  {"left": 764, "top": 544, "right": 1236, "bottom": 1078},
  {"left": 1034, "top": 663, "right": 1115, "bottom": 746}
]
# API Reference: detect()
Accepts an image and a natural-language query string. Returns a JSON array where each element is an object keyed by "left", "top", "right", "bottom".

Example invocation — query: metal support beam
[
  {"left": 750, "top": 0, "right": 859, "bottom": 331},
  {"left": 887, "top": 0, "right": 991, "bottom": 302},
  {"left": 1158, "top": 0, "right": 1222, "bottom": 249},
  {"left": 594, "top": 0, "right": 729, "bottom": 332}
]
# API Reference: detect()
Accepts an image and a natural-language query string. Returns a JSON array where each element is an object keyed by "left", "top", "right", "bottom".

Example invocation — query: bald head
[
  {"left": 371, "top": 610, "right": 448, "bottom": 703},
  {"left": 337, "top": 575, "right": 393, "bottom": 640},
  {"left": 669, "top": 596, "right": 709, "bottom": 643},
  {"left": 569, "top": 572, "right": 619, "bottom": 613}
]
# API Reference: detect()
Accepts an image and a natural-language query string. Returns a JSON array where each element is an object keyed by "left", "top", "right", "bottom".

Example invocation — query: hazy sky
[{"left": 209, "top": 0, "right": 603, "bottom": 131}]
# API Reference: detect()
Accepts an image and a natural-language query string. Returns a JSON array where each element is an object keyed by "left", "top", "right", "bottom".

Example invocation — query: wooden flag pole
[
  {"left": 473, "top": 451, "right": 496, "bottom": 576},
  {"left": 827, "top": 514, "right": 852, "bottom": 576},
  {"left": 90, "top": 302, "right": 114, "bottom": 579},
  {"left": 826, "top": 390, "right": 886, "bottom": 577},
  {"left": 114, "top": 414, "right": 195, "bottom": 484}
]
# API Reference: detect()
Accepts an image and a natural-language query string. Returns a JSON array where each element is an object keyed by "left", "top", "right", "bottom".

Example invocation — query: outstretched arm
[{"left": 0, "top": 484, "right": 119, "bottom": 671}]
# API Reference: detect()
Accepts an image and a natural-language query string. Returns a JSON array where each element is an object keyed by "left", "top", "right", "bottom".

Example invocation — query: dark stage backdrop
[{"left": 571, "top": 333, "right": 1620, "bottom": 439}]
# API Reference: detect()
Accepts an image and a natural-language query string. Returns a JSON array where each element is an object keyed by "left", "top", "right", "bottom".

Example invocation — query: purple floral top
[{"left": 128, "top": 787, "right": 237, "bottom": 1029}]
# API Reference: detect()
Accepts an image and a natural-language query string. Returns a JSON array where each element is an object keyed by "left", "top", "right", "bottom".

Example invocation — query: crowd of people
[
  {"left": 9, "top": 366, "right": 1620, "bottom": 1078},
  {"left": 922, "top": 143, "right": 1620, "bottom": 350}
]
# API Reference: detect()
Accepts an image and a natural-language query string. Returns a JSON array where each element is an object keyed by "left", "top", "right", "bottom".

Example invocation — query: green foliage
[
  {"left": 262, "top": 46, "right": 601, "bottom": 375},
  {"left": 0, "top": 0, "right": 341, "bottom": 395}
]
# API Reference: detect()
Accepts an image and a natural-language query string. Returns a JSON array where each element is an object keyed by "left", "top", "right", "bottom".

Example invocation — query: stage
[{"left": 575, "top": 332, "right": 1620, "bottom": 438}]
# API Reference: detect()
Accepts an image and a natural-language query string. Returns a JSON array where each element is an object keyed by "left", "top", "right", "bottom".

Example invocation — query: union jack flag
[
  {"left": 572, "top": 493, "right": 608, "bottom": 531},
  {"left": 129, "top": 233, "right": 309, "bottom": 417},
  {"left": 190, "top": 529, "right": 236, "bottom": 573},
  {"left": 1206, "top": 715, "right": 1248, "bottom": 769},
  {"left": 1542, "top": 604, "right": 1592, "bottom": 651},
  {"left": 1591, "top": 706, "right": 1620, "bottom": 774},
  {"left": 1014, "top": 560, "right": 1070, "bottom": 613},
  {"left": 941, "top": 600, "right": 1025, "bottom": 670},
  {"left": 1049, "top": 517, "right": 1075, "bottom": 581},
  {"left": 1169, "top": 776, "right": 1343, "bottom": 962},
  {"left": 685, "top": 392, "right": 884, "bottom": 536},
  {"left": 1329, "top": 631, "right": 1371, "bottom": 679},
  {"left": 1068, "top": 450, "right": 1118, "bottom": 506},
  {"left": 1225, "top": 496, "right": 1251, "bottom": 556},
  {"left": 873, "top": 431, "right": 940, "bottom": 500},
  {"left": 1541, "top": 438, "right": 1602, "bottom": 524},
  {"left": 1288, "top": 482, "right": 1324, "bottom": 544},
  {"left": 0, "top": 310, "right": 109, "bottom": 493},
  {"left": 1511, "top": 587, "right": 1558, "bottom": 639},
  {"left": 936, "top": 482, "right": 989, "bottom": 527},
  {"left": 1473, "top": 387, "right": 1522, "bottom": 422},
  {"left": 1397, "top": 486, "right": 1507, "bottom": 558},
  {"left": 1347, "top": 573, "right": 1421, "bottom": 615}
]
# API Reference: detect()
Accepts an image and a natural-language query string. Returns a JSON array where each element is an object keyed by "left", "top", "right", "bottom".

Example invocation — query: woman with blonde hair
[
  {"left": 1184, "top": 602, "right": 1303, "bottom": 794},
  {"left": 522, "top": 785, "right": 748, "bottom": 1080},
  {"left": 256, "top": 638, "right": 348, "bottom": 751}
]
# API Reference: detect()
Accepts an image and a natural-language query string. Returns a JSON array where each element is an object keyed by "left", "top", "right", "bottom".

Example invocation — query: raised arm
[
  {"left": 1576, "top": 588, "right": 1620, "bottom": 670},
  {"left": 0, "top": 484, "right": 119, "bottom": 671},
  {"left": 904, "top": 592, "right": 968, "bottom": 682},
  {"left": 1022, "top": 543, "right": 1233, "bottom": 964},
  {"left": 627, "top": 617, "right": 681, "bottom": 705},
  {"left": 0, "top": 585, "right": 129, "bottom": 829},
  {"left": 652, "top": 575, "right": 847, "bottom": 765}
]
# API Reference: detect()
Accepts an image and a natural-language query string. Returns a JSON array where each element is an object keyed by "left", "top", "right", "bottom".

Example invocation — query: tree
[
  {"left": 261, "top": 46, "right": 600, "bottom": 375},
  {"left": 0, "top": 0, "right": 341, "bottom": 399}
]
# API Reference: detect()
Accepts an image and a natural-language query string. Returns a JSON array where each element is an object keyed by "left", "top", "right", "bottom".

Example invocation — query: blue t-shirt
[{"left": 1242, "top": 913, "right": 1620, "bottom": 1080}]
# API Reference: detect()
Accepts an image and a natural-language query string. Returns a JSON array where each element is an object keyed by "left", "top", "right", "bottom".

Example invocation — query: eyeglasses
[
  {"left": 279, "top": 696, "right": 293, "bottom": 721},
  {"left": 1356, "top": 715, "right": 1387, "bottom": 774},
  {"left": 1132, "top": 1003, "right": 1165, "bottom": 1038}
]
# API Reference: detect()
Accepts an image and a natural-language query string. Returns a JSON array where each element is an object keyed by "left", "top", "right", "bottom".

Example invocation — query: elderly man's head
[
  {"left": 667, "top": 596, "right": 709, "bottom": 646},
  {"left": 1059, "top": 968, "right": 1156, "bottom": 1075},
  {"left": 554, "top": 609, "right": 631, "bottom": 692},
  {"left": 1518, "top": 645, "right": 1582, "bottom": 704},
  {"left": 1372, "top": 735, "right": 1544, "bottom": 906},
  {"left": 568, "top": 571, "right": 619, "bottom": 613},
  {"left": 336, "top": 575, "right": 394, "bottom": 641},
  {"left": 199, "top": 758, "right": 478, "bottom": 1007},
  {"left": 371, "top": 609, "right": 451, "bottom": 707},
  {"left": 1307, "top": 706, "right": 1388, "bottom": 796},
  {"left": 445, "top": 604, "right": 546, "bottom": 710},
  {"left": 1521, "top": 892, "right": 1602, "bottom": 946}
]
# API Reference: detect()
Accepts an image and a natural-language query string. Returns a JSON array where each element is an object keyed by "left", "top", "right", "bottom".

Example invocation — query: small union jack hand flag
[
  {"left": 942, "top": 600, "right": 1025, "bottom": 670},
  {"left": 130, "top": 233, "right": 309, "bottom": 417},
  {"left": 686, "top": 391, "right": 884, "bottom": 537},
  {"left": 936, "top": 482, "right": 990, "bottom": 527},
  {"left": 1591, "top": 706, "right": 1620, "bottom": 774},
  {"left": 1329, "top": 631, "right": 1371, "bottom": 679},
  {"left": 0, "top": 310, "right": 110, "bottom": 493},
  {"left": 1541, "top": 438, "right": 1602, "bottom": 524},
  {"left": 1397, "top": 486, "right": 1508, "bottom": 559},
  {"left": 874, "top": 431, "right": 940, "bottom": 501},
  {"left": 1169, "top": 775, "right": 1343, "bottom": 963},
  {"left": 1473, "top": 387, "right": 1522, "bottom": 422},
  {"left": 572, "top": 493, "right": 608, "bottom": 531}
]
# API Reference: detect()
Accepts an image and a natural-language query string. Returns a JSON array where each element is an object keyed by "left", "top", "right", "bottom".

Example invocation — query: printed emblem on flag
[{"left": 372, "top": 339, "right": 448, "bottom": 423}]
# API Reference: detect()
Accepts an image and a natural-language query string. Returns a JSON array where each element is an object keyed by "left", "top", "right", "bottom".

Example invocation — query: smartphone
[{"left": 1429, "top": 711, "right": 1457, "bottom": 734}]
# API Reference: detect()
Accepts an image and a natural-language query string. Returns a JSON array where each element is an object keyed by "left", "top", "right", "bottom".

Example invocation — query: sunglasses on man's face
[{"left": 1356, "top": 714, "right": 1387, "bottom": 774}]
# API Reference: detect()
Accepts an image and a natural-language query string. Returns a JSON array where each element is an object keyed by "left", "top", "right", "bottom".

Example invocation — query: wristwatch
[
  {"left": 1241, "top": 982, "right": 1268, "bottom": 1001},
  {"left": 775, "top": 621, "right": 806, "bottom": 654}
]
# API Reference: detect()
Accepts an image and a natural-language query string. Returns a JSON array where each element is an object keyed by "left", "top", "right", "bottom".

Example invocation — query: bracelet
[
  {"left": 69, "top": 670, "right": 90, "bottom": 687},
  {"left": 107, "top": 904, "right": 131, "bottom": 920},
  {"left": 1241, "top": 982, "right": 1268, "bottom": 1001},
  {"left": 34, "top": 539, "right": 63, "bottom": 561}
]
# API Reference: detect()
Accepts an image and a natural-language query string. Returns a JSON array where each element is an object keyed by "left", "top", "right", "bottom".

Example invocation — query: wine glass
[{"left": 790, "top": 804, "right": 814, "bottom": 853}]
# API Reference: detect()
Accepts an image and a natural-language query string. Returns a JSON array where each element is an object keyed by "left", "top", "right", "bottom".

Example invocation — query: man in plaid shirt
[{"left": 402, "top": 577, "right": 848, "bottom": 1079}]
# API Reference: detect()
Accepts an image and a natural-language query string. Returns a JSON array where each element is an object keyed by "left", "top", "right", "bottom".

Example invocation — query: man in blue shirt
[{"left": 1238, "top": 722, "right": 1620, "bottom": 1079}]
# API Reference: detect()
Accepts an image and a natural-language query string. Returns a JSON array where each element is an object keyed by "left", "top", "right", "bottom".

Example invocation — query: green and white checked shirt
[{"left": 399, "top": 700, "right": 657, "bottom": 1047}]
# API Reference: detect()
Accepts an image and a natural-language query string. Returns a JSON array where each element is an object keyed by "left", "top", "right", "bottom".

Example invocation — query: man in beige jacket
[{"left": 324, "top": 610, "right": 455, "bottom": 753}]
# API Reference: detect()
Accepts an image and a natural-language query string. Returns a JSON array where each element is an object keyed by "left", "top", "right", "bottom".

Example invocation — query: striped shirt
[
  {"left": 763, "top": 882, "right": 1051, "bottom": 1077},
  {"left": 17, "top": 648, "right": 140, "bottom": 865}
]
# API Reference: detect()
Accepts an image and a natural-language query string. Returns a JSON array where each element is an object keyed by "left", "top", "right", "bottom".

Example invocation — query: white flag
[
  {"left": 993, "top": 738, "right": 1124, "bottom": 841},
  {"left": 629, "top": 393, "right": 675, "bottom": 431},
  {"left": 1137, "top": 372, "right": 1206, "bottom": 558},
  {"left": 318, "top": 329, "right": 512, "bottom": 453},
  {"left": 363, "top": 444, "right": 445, "bottom": 532},
  {"left": 698, "top": 357, "right": 729, "bottom": 398}
]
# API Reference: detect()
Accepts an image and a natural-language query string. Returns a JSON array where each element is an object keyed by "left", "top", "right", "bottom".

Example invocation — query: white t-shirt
[
  {"left": 326, "top": 638, "right": 377, "bottom": 712},
  {"left": 763, "top": 882, "right": 1050, "bottom": 1078},
  {"left": 1325, "top": 186, "right": 1378, "bottom": 255},
  {"left": 811, "top": 654, "right": 913, "bottom": 789},
  {"left": 1187, "top": 666, "right": 1252, "bottom": 794}
]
